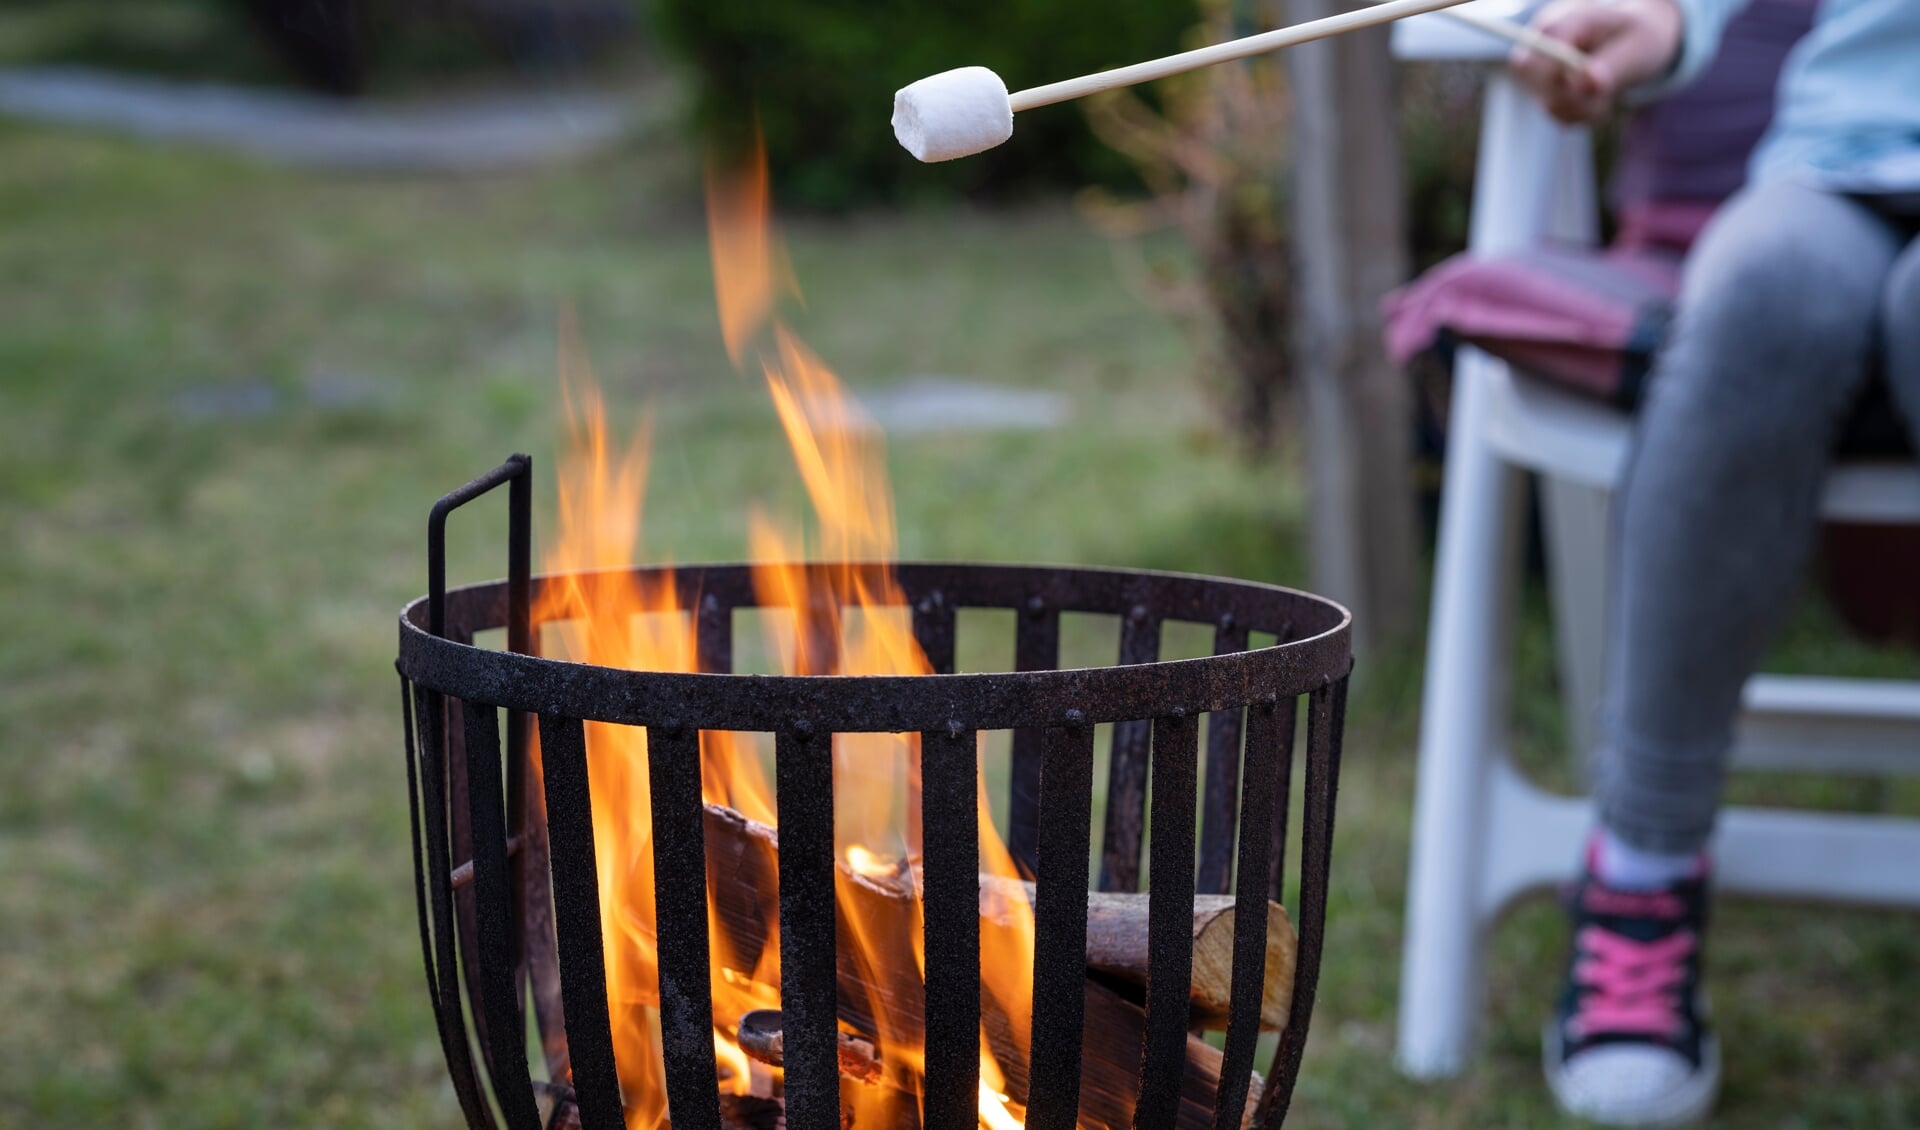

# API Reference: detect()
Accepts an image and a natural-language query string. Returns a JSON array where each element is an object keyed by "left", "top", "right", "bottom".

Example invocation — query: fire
[
  {"left": 529, "top": 147, "right": 1043, "bottom": 1128},
  {"left": 535, "top": 313, "right": 782, "bottom": 1129},
  {"left": 979, "top": 1051, "right": 1024, "bottom": 1130}
]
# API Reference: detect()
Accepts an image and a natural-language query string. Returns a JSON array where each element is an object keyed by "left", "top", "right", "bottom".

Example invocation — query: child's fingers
[
  {"left": 1510, "top": 45, "right": 1597, "bottom": 123},
  {"left": 1510, "top": 1, "right": 1639, "bottom": 124}
]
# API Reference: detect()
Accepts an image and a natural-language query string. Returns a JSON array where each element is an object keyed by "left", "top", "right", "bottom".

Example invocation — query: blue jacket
[{"left": 1670, "top": 0, "right": 1920, "bottom": 189}]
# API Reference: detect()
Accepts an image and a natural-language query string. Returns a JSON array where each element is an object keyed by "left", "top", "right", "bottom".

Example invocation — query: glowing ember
[{"left": 530, "top": 144, "right": 1041, "bottom": 1129}]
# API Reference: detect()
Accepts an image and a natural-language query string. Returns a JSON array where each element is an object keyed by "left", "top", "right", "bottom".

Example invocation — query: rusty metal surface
[
  {"left": 400, "top": 564, "right": 1348, "bottom": 735},
  {"left": 399, "top": 456, "right": 1353, "bottom": 1130}
]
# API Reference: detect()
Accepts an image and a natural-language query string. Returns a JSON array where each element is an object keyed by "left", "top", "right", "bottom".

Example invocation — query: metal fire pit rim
[
  {"left": 397, "top": 561, "right": 1351, "bottom": 732},
  {"left": 403, "top": 559, "right": 1351, "bottom": 637}
]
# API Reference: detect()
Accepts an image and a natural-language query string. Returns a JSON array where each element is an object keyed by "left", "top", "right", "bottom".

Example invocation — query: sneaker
[{"left": 1543, "top": 845, "right": 1719, "bottom": 1127}]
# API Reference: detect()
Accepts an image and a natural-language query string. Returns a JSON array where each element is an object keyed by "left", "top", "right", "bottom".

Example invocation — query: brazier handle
[{"left": 428, "top": 452, "right": 532, "bottom": 651}]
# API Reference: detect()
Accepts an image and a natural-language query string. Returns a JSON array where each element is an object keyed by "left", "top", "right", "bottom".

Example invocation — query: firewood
[
  {"left": 736, "top": 980, "right": 1264, "bottom": 1130},
  {"left": 700, "top": 805, "right": 1296, "bottom": 1036},
  {"left": 1076, "top": 979, "right": 1264, "bottom": 1130},
  {"left": 696, "top": 805, "right": 1265, "bottom": 1130},
  {"left": 537, "top": 1086, "right": 796, "bottom": 1130},
  {"left": 716, "top": 1093, "right": 786, "bottom": 1130},
  {"left": 978, "top": 876, "right": 1295, "bottom": 1030},
  {"left": 736, "top": 1008, "right": 886, "bottom": 1086},
  {"left": 523, "top": 805, "right": 1269, "bottom": 1129}
]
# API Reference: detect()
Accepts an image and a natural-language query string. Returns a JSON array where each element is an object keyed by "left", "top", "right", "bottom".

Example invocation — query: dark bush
[
  {"left": 654, "top": 0, "right": 1199, "bottom": 208},
  {"left": 5, "top": 0, "right": 643, "bottom": 94}
]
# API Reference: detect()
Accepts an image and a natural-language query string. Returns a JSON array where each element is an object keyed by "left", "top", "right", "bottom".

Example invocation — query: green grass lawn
[{"left": 4, "top": 114, "right": 1919, "bottom": 1129}]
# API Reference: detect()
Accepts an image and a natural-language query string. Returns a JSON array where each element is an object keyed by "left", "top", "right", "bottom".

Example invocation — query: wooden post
[{"left": 1283, "top": 0, "right": 1420, "bottom": 652}]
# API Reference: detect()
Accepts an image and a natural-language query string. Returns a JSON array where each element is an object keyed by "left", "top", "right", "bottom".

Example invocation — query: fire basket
[{"left": 396, "top": 454, "right": 1352, "bottom": 1130}]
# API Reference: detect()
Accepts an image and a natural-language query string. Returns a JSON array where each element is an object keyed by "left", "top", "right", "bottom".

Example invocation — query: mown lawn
[{"left": 4, "top": 112, "right": 1919, "bottom": 1129}]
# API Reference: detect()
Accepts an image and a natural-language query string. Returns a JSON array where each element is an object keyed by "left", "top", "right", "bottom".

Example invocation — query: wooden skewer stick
[
  {"left": 1424, "top": 4, "right": 1591, "bottom": 72},
  {"left": 1007, "top": 0, "right": 1481, "bottom": 113}
]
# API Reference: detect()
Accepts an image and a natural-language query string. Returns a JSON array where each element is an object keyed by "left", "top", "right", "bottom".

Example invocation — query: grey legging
[{"left": 1596, "top": 177, "right": 1920, "bottom": 855}]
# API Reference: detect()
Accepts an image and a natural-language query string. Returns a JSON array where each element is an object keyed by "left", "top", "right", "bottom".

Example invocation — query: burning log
[
  {"left": 698, "top": 804, "right": 1297, "bottom": 1036},
  {"left": 978, "top": 876, "right": 1295, "bottom": 1030},
  {"left": 1078, "top": 979, "right": 1265, "bottom": 1130},
  {"left": 727, "top": 982, "right": 1264, "bottom": 1130},
  {"left": 737, "top": 1008, "right": 887, "bottom": 1087},
  {"left": 545, "top": 1090, "right": 814, "bottom": 1130},
  {"left": 495, "top": 804, "right": 1282, "bottom": 1128},
  {"left": 697, "top": 804, "right": 1272, "bottom": 1129}
]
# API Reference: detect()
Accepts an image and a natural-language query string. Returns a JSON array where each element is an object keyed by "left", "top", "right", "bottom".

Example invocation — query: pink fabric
[
  {"left": 1382, "top": 1, "right": 1815, "bottom": 405},
  {"left": 1382, "top": 246, "right": 1682, "bottom": 402},
  {"left": 1615, "top": 200, "right": 1724, "bottom": 253},
  {"left": 1570, "top": 926, "right": 1697, "bottom": 1040},
  {"left": 1384, "top": 256, "right": 1632, "bottom": 360}
]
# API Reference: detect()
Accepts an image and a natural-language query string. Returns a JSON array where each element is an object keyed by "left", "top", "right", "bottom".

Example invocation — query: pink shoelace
[{"left": 1570, "top": 925, "right": 1695, "bottom": 1040}]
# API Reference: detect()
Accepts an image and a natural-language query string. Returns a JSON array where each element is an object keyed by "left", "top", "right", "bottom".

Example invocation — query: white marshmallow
[{"left": 891, "top": 66, "right": 1013, "bottom": 163}]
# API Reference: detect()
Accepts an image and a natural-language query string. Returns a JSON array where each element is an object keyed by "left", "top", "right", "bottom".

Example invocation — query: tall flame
[
  {"left": 535, "top": 313, "right": 783, "bottom": 1129},
  {"left": 532, "top": 146, "right": 1042, "bottom": 1129}
]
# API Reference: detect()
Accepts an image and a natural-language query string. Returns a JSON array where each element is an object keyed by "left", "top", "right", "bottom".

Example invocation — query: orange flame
[
  {"left": 534, "top": 150, "right": 1041, "bottom": 1129},
  {"left": 706, "top": 145, "right": 795, "bottom": 367},
  {"left": 535, "top": 315, "right": 783, "bottom": 1129}
]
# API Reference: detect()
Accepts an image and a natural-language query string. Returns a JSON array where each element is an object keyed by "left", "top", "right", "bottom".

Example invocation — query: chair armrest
[{"left": 1392, "top": 0, "right": 1540, "bottom": 62}]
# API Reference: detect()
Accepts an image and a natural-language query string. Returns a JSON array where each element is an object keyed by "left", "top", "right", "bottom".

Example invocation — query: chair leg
[
  {"left": 1397, "top": 347, "right": 1530, "bottom": 1079},
  {"left": 1539, "top": 476, "right": 1612, "bottom": 777}
]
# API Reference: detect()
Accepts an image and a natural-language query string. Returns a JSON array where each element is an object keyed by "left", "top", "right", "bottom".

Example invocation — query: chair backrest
[{"left": 1608, "top": 0, "right": 1818, "bottom": 250}]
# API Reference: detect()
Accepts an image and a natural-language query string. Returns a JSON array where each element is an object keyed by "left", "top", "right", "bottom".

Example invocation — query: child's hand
[{"left": 1511, "top": 0, "right": 1685, "bottom": 124}]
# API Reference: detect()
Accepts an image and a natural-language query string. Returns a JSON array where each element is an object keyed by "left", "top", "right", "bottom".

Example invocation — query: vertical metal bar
[
  {"left": 415, "top": 686, "right": 497, "bottom": 1130},
  {"left": 1025, "top": 717, "right": 1095, "bottom": 1130},
  {"left": 503, "top": 462, "right": 537, "bottom": 1073},
  {"left": 1008, "top": 599, "right": 1060, "bottom": 877},
  {"left": 405, "top": 680, "right": 494, "bottom": 1129},
  {"left": 776, "top": 725, "right": 839, "bottom": 1130},
  {"left": 1198, "top": 619, "right": 1250, "bottom": 895},
  {"left": 1133, "top": 711, "right": 1198, "bottom": 1130},
  {"left": 462, "top": 700, "right": 543, "bottom": 1130},
  {"left": 1256, "top": 677, "right": 1347, "bottom": 1130},
  {"left": 401, "top": 676, "right": 439, "bottom": 1011},
  {"left": 521, "top": 743, "right": 570, "bottom": 1082},
  {"left": 1100, "top": 607, "right": 1162, "bottom": 892},
  {"left": 536, "top": 714, "right": 625, "bottom": 1130},
  {"left": 1211, "top": 694, "right": 1281, "bottom": 1130},
  {"left": 696, "top": 593, "right": 733, "bottom": 675},
  {"left": 1267, "top": 695, "right": 1299, "bottom": 906},
  {"left": 908, "top": 593, "right": 955, "bottom": 860},
  {"left": 648, "top": 724, "right": 722, "bottom": 1130},
  {"left": 507, "top": 457, "right": 530, "bottom": 656},
  {"left": 912, "top": 589, "right": 957, "bottom": 674},
  {"left": 920, "top": 725, "right": 981, "bottom": 1130},
  {"left": 447, "top": 689, "right": 489, "bottom": 1055},
  {"left": 512, "top": 581, "right": 568, "bottom": 1084}
]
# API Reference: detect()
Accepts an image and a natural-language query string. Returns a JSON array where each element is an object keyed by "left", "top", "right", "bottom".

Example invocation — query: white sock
[{"left": 1595, "top": 829, "right": 1699, "bottom": 891}]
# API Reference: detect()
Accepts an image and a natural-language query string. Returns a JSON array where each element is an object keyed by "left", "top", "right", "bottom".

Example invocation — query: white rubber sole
[{"left": 1543, "top": 1023, "right": 1721, "bottom": 1128}]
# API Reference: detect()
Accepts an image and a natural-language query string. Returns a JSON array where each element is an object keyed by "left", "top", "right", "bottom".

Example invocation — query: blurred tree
[
  {"left": 240, "top": 0, "right": 364, "bottom": 93},
  {"left": 1284, "top": 0, "right": 1418, "bottom": 652},
  {"left": 7, "top": 0, "right": 642, "bottom": 92},
  {"left": 654, "top": 0, "right": 1197, "bottom": 208},
  {"left": 1078, "top": 2, "right": 1294, "bottom": 454},
  {"left": 1078, "top": 0, "right": 1436, "bottom": 651}
]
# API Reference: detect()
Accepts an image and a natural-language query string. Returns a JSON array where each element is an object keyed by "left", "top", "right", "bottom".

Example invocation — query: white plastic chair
[{"left": 1390, "top": 2, "right": 1920, "bottom": 1079}]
